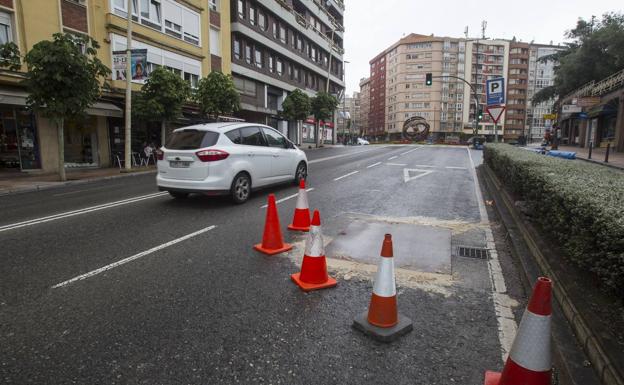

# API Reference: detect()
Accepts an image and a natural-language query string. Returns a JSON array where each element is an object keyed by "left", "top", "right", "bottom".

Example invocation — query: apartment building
[
  {"left": 504, "top": 41, "right": 529, "bottom": 142},
  {"left": 527, "top": 43, "right": 561, "bottom": 143},
  {"left": 337, "top": 91, "right": 359, "bottom": 139},
  {"left": 359, "top": 76, "right": 370, "bottom": 136},
  {"left": 230, "top": 0, "right": 345, "bottom": 144},
  {"left": 0, "top": 0, "right": 229, "bottom": 173}
]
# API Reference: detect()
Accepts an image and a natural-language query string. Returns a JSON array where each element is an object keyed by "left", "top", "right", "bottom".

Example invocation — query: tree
[
  {"left": 281, "top": 89, "right": 311, "bottom": 145},
  {"left": 23, "top": 33, "right": 110, "bottom": 181},
  {"left": 533, "top": 13, "right": 624, "bottom": 105},
  {"left": 310, "top": 91, "right": 338, "bottom": 147},
  {"left": 194, "top": 71, "right": 240, "bottom": 120},
  {"left": 0, "top": 42, "right": 21, "bottom": 71},
  {"left": 133, "top": 66, "right": 190, "bottom": 146}
]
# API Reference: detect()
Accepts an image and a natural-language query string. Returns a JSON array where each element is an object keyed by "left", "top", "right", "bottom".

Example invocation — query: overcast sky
[{"left": 342, "top": 0, "right": 622, "bottom": 94}]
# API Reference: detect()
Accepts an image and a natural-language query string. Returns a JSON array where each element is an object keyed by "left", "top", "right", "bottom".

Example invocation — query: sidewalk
[
  {"left": 559, "top": 145, "right": 624, "bottom": 170},
  {"left": 0, "top": 167, "right": 156, "bottom": 196}
]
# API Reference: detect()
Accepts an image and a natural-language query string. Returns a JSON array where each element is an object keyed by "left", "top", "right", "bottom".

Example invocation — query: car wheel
[
  {"left": 294, "top": 161, "right": 307, "bottom": 185},
  {"left": 231, "top": 172, "right": 251, "bottom": 204},
  {"left": 169, "top": 191, "right": 189, "bottom": 199}
]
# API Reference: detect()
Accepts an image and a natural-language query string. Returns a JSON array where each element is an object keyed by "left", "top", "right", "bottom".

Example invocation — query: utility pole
[
  {"left": 319, "top": 27, "right": 336, "bottom": 148},
  {"left": 124, "top": 0, "right": 133, "bottom": 171}
]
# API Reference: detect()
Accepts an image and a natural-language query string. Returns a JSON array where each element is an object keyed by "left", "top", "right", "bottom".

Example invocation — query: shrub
[{"left": 484, "top": 144, "right": 624, "bottom": 295}]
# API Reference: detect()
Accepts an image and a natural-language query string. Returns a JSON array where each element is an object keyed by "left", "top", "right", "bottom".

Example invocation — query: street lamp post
[
  {"left": 124, "top": 0, "right": 133, "bottom": 171},
  {"left": 342, "top": 60, "right": 349, "bottom": 144}
]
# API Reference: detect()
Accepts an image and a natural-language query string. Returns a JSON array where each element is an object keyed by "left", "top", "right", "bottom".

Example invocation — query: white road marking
[
  {"left": 400, "top": 148, "right": 419, "bottom": 155},
  {"left": 445, "top": 166, "right": 467, "bottom": 170},
  {"left": 333, "top": 171, "right": 359, "bottom": 181},
  {"left": 260, "top": 188, "right": 314, "bottom": 208},
  {"left": 388, "top": 156, "right": 398, "bottom": 160},
  {"left": 51, "top": 225, "right": 217, "bottom": 288},
  {"left": 466, "top": 147, "right": 516, "bottom": 361},
  {"left": 386, "top": 163, "right": 407, "bottom": 166},
  {"left": 366, "top": 162, "right": 382, "bottom": 169},
  {"left": 308, "top": 147, "right": 386, "bottom": 164},
  {"left": 414, "top": 164, "right": 436, "bottom": 168},
  {"left": 403, "top": 168, "right": 434, "bottom": 183},
  {"left": 0, "top": 192, "right": 168, "bottom": 233}
]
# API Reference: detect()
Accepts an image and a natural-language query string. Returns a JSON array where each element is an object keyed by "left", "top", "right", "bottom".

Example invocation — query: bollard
[
  {"left": 588, "top": 143, "right": 593, "bottom": 159},
  {"left": 605, "top": 143, "right": 610, "bottom": 163}
]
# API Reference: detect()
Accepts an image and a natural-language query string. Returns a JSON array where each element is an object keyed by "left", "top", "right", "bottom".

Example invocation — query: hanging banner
[{"left": 112, "top": 49, "right": 148, "bottom": 81}]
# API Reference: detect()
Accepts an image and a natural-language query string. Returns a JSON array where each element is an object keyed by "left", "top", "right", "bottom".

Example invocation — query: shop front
[{"left": 0, "top": 105, "right": 40, "bottom": 171}]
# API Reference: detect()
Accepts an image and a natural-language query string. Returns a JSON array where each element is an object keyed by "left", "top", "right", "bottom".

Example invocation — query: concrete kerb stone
[
  {"left": 576, "top": 157, "right": 624, "bottom": 171},
  {"left": 0, "top": 170, "right": 157, "bottom": 197},
  {"left": 352, "top": 312, "right": 413, "bottom": 343},
  {"left": 480, "top": 165, "right": 621, "bottom": 385}
]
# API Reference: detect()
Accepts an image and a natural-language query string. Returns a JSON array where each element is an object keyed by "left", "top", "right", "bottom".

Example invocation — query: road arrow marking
[{"left": 403, "top": 168, "right": 434, "bottom": 183}]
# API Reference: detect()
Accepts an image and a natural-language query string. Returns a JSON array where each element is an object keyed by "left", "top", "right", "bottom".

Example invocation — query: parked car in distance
[
  {"left": 357, "top": 138, "right": 370, "bottom": 145},
  {"left": 156, "top": 123, "right": 308, "bottom": 204}
]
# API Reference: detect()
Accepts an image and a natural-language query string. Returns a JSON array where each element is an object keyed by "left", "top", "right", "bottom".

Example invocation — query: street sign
[
  {"left": 577, "top": 97, "right": 600, "bottom": 107},
  {"left": 578, "top": 112, "right": 589, "bottom": 119},
  {"left": 562, "top": 105, "right": 582, "bottom": 114},
  {"left": 486, "top": 105, "right": 506, "bottom": 124},
  {"left": 486, "top": 78, "right": 505, "bottom": 106},
  {"left": 543, "top": 113, "right": 557, "bottom": 120}
]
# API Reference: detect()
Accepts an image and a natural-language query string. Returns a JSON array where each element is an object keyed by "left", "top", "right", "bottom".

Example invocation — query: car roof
[{"left": 172, "top": 122, "right": 275, "bottom": 134}]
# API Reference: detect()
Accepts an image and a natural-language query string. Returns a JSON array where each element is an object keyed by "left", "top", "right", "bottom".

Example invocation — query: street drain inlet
[{"left": 457, "top": 246, "right": 490, "bottom": 260}]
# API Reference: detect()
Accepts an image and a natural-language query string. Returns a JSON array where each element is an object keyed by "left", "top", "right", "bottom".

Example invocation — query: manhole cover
[{"left": 457, "top": 246, "right": 490, "bottom": 260}]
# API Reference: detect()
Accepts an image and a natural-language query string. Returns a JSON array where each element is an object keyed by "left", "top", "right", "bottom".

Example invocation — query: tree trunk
[
  {"left": 297, "top": 120, "right": 302, "bottom": 146},
  {"left": 315, "top": 121, "right": 320, "bottom": 148},
  {"left": 56, "top": 118, "right": 66, "bottom": 181},
  {"left": 161, "top": 120, "right": 166, "bottom": 147}
]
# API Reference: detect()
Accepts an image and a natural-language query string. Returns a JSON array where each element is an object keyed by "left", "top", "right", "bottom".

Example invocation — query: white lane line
[
  {"left": 308, "top": 146, "right": 387, "bottom": 164},
  {"left": 333, "top": 171, "right": 359, "bottom": 181},
  {"left": 466, "top": 147, "right": 516, "bottom": 361},
  {"left": 388, "top": 156, "right": 398, "bottom": 160},
  {"left": 400, "top": 148, "right": 419, "bottom": 155},
  {"left": 366, "top": 162, "right": 382, "bottom": 169},
  {"left": 386, "top": 163, "right": 407, "bottom": 166},
  {"left": 260, "top": 188, "right": 314, "bottom": 208},
  {"left": 52, "top": 225, "right": 217, "bottom": 289},
  {"left": 0, "top": 192, "right": 168, "bottom": 233},
  {"left": 446, "top": 166, "right": 467, "bottom": 170},
  {"left": 414, "top": 164, "right": 437, "bottom": 168}
]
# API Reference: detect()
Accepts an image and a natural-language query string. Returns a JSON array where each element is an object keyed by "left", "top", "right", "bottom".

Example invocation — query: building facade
[
  {"left": 358, "top": 76, "right": 370, "bottom": 136},
  {"left": 526, "top": 44, "right": 561, "bottom": 143},
  {"left": 229, "top": 0, "right": 345, "bottom": 144},
  {"left": 504, "top": 41, "right": 529, "bottom": 142},
  {"left": 0, "top": 0, "right": 229, "bottom": 173}
]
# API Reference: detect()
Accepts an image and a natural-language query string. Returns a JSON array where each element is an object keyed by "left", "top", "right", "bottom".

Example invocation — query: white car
[
  {"left": 357, "top": 138, "right": 370, "bottom": 145},
  {"left": 156, "top": 123, "right": 308, "bottom": 203}
]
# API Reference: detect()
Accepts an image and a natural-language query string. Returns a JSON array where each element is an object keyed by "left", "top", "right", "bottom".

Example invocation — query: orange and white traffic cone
[
  {"left": 484, "top": 277, "right": 552, "bottom": 385},
  {"left": 288, "top": 179, "right": 311, "bottom": 232},
  {"left": 291, "top": 210, "right": 337, "bottom": 291},
  {"left": 353, "top": 234, "right": 413, "bottom": 342},
  {"left": 254, "top": 194, "right": 293, "bottom": 255}
]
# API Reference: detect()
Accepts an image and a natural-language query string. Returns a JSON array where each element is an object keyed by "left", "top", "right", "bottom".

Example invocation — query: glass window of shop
[
  {"left": 64, "top": 116, "right": 99, "bottom": 167},
  {"left": 0, "top": 107, "right": 40, "bottom": 170}
]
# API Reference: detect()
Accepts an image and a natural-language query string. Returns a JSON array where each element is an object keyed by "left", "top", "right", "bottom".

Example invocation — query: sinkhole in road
[{"left": 326, "top": 219, "right": 452, "bottom": 274}]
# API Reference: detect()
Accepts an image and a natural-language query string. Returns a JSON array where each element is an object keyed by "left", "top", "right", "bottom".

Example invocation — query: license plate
[{"left": 169, "top": 160, "right": 191, "bottom": 168}]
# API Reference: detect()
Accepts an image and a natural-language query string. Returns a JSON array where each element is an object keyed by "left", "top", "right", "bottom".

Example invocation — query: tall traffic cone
[
  {"left": 291, "top": 210, "right": 337, "bottom": 291},
  {"left": 288, "top": 179, "right": 311, "bottom": 232},
  {"left": 484, "top": 277, "right": 552, "bottom": 385},
  {"left": 352, "top": 234, "right": 413, "bottom": 342},
  {"left": 254, "top": 194, "right": 293, "bottom": 255}
]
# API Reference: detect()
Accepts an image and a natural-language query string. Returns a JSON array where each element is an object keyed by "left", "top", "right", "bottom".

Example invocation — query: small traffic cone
[
  {"left": 353, "top": 234, "right": 413, "bottom": 342},
  {"left": 484, "top": 277, "right": 552, "bottom": 385},
  {"left": 291, "top": 210, "right": 337, "bottom": 291},
  {"left": 254, "top": 194, "right": 293, "bottom": 255},
  {"left": 288, "top": 179, "right": 311, "bottom": 232}
]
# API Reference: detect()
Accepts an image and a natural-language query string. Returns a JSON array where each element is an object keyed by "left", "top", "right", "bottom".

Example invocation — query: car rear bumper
[{"left": 156, "top": 173, "right": 231, "bottom": 194}]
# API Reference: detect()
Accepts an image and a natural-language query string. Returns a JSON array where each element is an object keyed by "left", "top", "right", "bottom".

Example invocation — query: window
[
  {"left": 268, "top": 56, "right": 274, "bottom": 73},
  {"left": 240, "top": 126, "right": 267, "bottom": 146},
  {"left": 245, "top": 45, "right": 252, "bottom": 64},
  {"left": 249, "top": 6, "right": 256, "bottom": 25},
  {"left": 262, "top": 128, "right": 287, "bottom": 148},
  {"left": 184, "top": 72, "right": 199, "bottom": 88},
  {"left": 272, "top": 22, "right": 277, "bottom": 38},
  {"left": 254, "top": 47, "right": 262, "bottom": 68},
  {"left": 234, "top": 76, "right": 256, "bottom": 96},
  {"left": 166, "top": 130, "right": 219, "bottom": 149},
  {"left": 279, "top": 25, "right": 286, "bottom": 43},
  {"left": 233, "top": 39, "right": 241, "bottom": 60},
  {"left": 165, "top": 66, "right": 182, "bottom": 76},
  {"left": 276, "top": 58, "right": 283, "bottom": 76},
  {"left": 237, "top": 0, "right": 245, "bottom": 18},
  {"left": 258, "top": 12, "right": 266, "bottom": 30},
  {"left": 140, "top": 0, "right": 161, "bottom": 27},
  {"left": 182, "top": 9, "right": 200, "bottom": 45},
  {"left": 209, "top": 0, "right": 218, "bottom": 12},
  {"left": 0, "top": 12, "right": 12, "bottom": 44},
  {"left": 209, "top": 28, "right": 220, "bottom": 56},
  {"left": 294, "top": 67, "right": 299, "bottom": 81}
]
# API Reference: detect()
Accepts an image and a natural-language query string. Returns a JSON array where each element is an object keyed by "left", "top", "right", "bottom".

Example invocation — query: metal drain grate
[{"left": 457, "top": 246, "right": 490, "bottom": 260}]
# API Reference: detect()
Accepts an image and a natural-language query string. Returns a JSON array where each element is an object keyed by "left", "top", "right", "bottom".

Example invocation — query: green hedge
[{"left": 484, "top": 144, "right": 624, "bottom": 295}]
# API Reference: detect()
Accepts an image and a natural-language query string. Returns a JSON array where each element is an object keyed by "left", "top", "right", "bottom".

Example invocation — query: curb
[
  {"left": 0, "top": 169, "right": 157, "bottom": 197},
  {"left": 576, "top": 156, "right": 624, "bottom": 171},
  {"left": 481, "top": 165, "right": 624, "bottom": 385}
]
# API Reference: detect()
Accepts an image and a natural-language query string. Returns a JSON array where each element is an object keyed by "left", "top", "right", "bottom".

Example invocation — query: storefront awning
[
  {"left": 0, "top": 88, "right": 122, "bottom": 117},
  {"left": 86, "top": 102, "right": 123, "bottom": 118},
  {"left": 0, "top": 88, "right": 28, "bottom": 106}
]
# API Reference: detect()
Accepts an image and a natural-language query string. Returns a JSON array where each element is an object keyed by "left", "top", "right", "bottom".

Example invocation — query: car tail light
[
  {"left": 156, "top": 149, "right": 164, "bottom": 161},
  {"left": 196, "top": 149, "right": 229, "bottom": 162}
]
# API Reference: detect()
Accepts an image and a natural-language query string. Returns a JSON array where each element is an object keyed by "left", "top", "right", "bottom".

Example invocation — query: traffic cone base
[
  {"left": 254, "top": 242, "right": 292, "bottom": 255},
  {"left": 352, "top": 311, "right": 413, "bottom": 343},
  {"left": 287, "top": 223, "right": 310, "bottom": 232},
  {"left": 291, "top": 272, "right": 337, "bottom": 292}
]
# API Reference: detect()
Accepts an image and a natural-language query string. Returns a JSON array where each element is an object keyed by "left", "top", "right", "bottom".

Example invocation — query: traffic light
[
  {"left": 425, "top": 73, "right": 432, "bottom": 86},
  {"left": 477, "top": 108, "right": 483, "bottom": 121}
]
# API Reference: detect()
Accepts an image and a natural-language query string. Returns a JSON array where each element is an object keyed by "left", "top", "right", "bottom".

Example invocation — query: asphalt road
[{"left": 1, "top": 145, "right": 508, "bottom": 385}]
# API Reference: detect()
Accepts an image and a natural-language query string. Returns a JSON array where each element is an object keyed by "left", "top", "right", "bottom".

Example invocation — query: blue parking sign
[{"left": 486, "top": 78, "right": 505, "bottom": 106}]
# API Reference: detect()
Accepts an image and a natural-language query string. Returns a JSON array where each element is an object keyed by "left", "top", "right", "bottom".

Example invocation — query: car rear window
[{"left": 166, "top": 130, "right": 219, "bottom": 149}]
